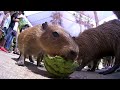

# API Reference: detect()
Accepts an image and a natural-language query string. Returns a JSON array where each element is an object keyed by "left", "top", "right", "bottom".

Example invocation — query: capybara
[
  {"left": 17, "top": 22, "right": 79, "bottom": 66},
  {"left": 17, "top": 22, "right": 44, "bottom": 66},
  {"left": 102, "top": 56, "right": 115, "bottom": 68},
  {"left": 87, "top": 56, "right": 114, "bottom": 72},
  {"left": 17, "top": 51, "right": 44, "bottom": 66},
  {"left": 16, "top": 24, "right": 36, "bottom": 64},
  {"left": 74, "top": 11, "right": 120, "bottom": 75}
]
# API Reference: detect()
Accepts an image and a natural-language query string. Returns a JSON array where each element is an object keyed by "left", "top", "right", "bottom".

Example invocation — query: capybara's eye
[{"left": 52, "top": 32, "right": 59, "bottom": 37}]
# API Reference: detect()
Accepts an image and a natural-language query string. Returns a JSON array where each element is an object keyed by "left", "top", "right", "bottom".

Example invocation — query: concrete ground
[
  {"left": 0, "top": 51, "right": 50, "bottom": 79},
  {"left": 70, "top": 70, "right": 120, "bottom": 79},
  {"left": 0, "top": 50, "right": 120, "bottom": 79}
]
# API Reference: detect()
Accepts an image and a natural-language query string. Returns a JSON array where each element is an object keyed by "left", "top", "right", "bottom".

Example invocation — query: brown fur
[
  {"left": 74, "top": 19, "right": 120, "bottom": 75},
  {"left": 17, "top": 22, "right": 79, "bottom": 66}
]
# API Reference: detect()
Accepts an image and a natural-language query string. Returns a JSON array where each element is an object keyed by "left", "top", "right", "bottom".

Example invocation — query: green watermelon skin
[{"left": 43, "top": 55, "right": 79, "bottom": 78}]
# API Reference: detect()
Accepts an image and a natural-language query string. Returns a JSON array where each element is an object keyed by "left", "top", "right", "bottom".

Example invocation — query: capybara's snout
[
  {"left": 62, "top": 50, "right": 78, "bottom": 61},
  {"left": 67, "top": 50, "right": 78, "bottom": 61}
]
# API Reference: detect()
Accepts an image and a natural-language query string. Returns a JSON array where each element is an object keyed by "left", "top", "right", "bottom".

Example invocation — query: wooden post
[
  {"left": 79, "top": 11, "right": 82, "bottom": 33},
  {"left": 93, "top": 11, "right": 99, "bottom": 26}
]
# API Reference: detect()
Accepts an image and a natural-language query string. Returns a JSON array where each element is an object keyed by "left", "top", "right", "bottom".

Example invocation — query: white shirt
[
  {"left": 0, "top": 11, "right": 4, "bottom": 26},
  {"left": 2, "top": 13, "right": 11, "bottom": 29},
  {"left": 13, "top": 22, "right": 19, "bottom": 31}
]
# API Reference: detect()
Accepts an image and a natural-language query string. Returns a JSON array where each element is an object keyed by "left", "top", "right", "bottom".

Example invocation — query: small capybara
[
  {"left": 17, "top": 24, "right": 43, "bottom": 66},
  {"left": 74, "top": 11, "right": 120, "bottom": 75},
  {"left": 17, "top": 22, "right": 79, "bottom": 66},
  {"left": 86, "top": 56, "right": 114, "bottom": 72},
  {"left": 102, "top": 56, "right": 115, "bottom": 68},
  {"left": 17, "top": 51, "right": 44, "bottom": 66}
]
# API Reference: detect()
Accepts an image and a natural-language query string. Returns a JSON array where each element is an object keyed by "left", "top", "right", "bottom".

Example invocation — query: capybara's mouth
[
  {"left": 60, "top": 55, "right": 75, "bottom": 62},
  {"left": 63, "top": 52, "right": 78, "bottom": 62},
  {"left": 44, "top": 54, "right": 74, "bottom": 62},
  {"left": 43, "top": 54, "right": 79, "bottom": 78}
]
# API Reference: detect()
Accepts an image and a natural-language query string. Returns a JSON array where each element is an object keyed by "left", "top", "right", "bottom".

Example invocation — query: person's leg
[
  {"left": 3, "top": 27, "right": 7, "bottom": 36},
  {"left": 4, "top": 27, "right": 12, "bottom": 48},
  {"left": 13, "top": 28, "right": 19, "bottom": 54},
  {"left": 0, "top": 27, "right": 8, "bottom": 47},
  {"left": 0, "top": 29, "right": 5, "bottom": 46},
  {"left": 5, "top": 32, "right": 14, "bottom": 51}
]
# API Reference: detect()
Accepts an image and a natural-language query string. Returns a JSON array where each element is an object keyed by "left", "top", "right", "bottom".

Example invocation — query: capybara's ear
[{"left": 42, "top": 22, "right": 48, "bottom": 30}]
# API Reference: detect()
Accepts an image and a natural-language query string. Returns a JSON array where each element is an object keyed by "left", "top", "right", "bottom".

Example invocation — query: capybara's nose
[
  {"left": 67, "top": 50, "right": 78, "bottom": 61},
  {"left": 70, "top": 50, "right": 77, "bottom": 56}
]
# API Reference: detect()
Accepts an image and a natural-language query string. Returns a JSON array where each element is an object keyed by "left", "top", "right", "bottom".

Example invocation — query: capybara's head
[{"left": 39, "top": 22, "right": 79, "bottom": 61}]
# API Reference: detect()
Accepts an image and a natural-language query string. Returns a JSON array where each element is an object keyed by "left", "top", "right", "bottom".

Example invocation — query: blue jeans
[
  {"left": 5, "top": 27, "right": 16, "bottom": 50},
  {"left": 2, "top": 27, "right": 8, "bottom": 36}
]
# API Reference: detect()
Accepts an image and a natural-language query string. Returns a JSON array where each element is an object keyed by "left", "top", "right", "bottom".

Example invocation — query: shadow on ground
[
  {"left": 12, "top": 57, "right": 120, "bottom": 79},
  {"left": 11, "top": 58, "right": 51, "bottom": 78}
]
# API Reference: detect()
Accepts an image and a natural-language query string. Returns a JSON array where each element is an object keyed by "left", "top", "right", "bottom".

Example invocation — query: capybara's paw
[
  {"left": 17, "top": 61, "right": 25, "bottom": 66},
  {"left": 39, "top": 64, "right": 44, "bottom": 67},
  {"left": 37, "top": 64, "right": 44, "bottom": 67},
  {"left": 30, "top": 60, "right": 34, "bottom": 63},
  {"left": 87, "top": 69, "right": 95, "bottom": 72},
  {"left": 99, "top": 71, "right": 108, "bottom": 75},
  {"left": 87, "top": 69, "right": 91, "bottom": 71},
  {"left": 99, "top": 70, "right": 113, "bottom": 75},
  {"left": 116, "top": 69, "right": 120, "bottom": 72}
]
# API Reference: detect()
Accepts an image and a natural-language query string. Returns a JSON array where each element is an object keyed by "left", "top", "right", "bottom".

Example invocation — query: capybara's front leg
[
  {"left": 76, "top": 58, "right": 95, "bottom": 71},
  {"left": 17, "top": 53, "right": 21, "bottom": 60},
  {"left": 88, "top": 60, "right": 99, "bottom": 72},
  {"left": 37, "top": 53, "right": 44, "bottom": 67},
  {"left": 17, "top": 54, "right": 25, "bottom": 66},
  {"left": 76, "top": 61, "right": 88, "bottom": 71},
  {"left": 29, "top": 55, "right": 34, "bottom": 63}
]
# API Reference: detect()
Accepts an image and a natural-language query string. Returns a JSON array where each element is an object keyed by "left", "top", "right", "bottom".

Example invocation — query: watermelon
[{"left": 43, "top": 55, "right": 79, "bottom": 78}]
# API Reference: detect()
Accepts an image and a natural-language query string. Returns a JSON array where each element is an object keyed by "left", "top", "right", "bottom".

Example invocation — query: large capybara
[
  {"left": 74, "top": 11, "right": 120, "bottom": 75},
  {"left": 17, "top": 22, "right": 79, "bottom": 66}
]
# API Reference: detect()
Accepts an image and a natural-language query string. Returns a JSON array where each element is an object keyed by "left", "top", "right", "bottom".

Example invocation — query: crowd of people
[{"left": 0, "top": 11, "right": 33, "bottom": 54}]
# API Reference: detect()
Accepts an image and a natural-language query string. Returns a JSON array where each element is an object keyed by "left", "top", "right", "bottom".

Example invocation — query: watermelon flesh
[{"left": 43, "top": 55, "right": 79, "bottom": 78}]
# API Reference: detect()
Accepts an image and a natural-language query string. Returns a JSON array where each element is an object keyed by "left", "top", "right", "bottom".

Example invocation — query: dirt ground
[{"left": 0, "top": 51, "right": 120, "bottom": 79}]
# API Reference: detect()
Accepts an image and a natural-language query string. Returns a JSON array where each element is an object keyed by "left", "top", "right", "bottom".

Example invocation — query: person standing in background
[
  {"left": 0, "top": 11, "right": 11, "bottom": 52},
  {"left": 0, "top": 11, "right": 5, "bottom": 51},
  {"left": 0, "top": 11, "right": 4, "bottom": 27},
  {"left": 18, "top": 11, "right": 32, "bottom": 32},
  {"left": 0, "top": 11, "right": 11, "bottom": 49},
  {"left": 5, "top": 11, "right": 19, "bottom": 52},
  {"left": 13, "top": 11, "right": 33, "bottom": 54},
  {"left": 1, "top": 11, "right": 11, "bottom": 35}
]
